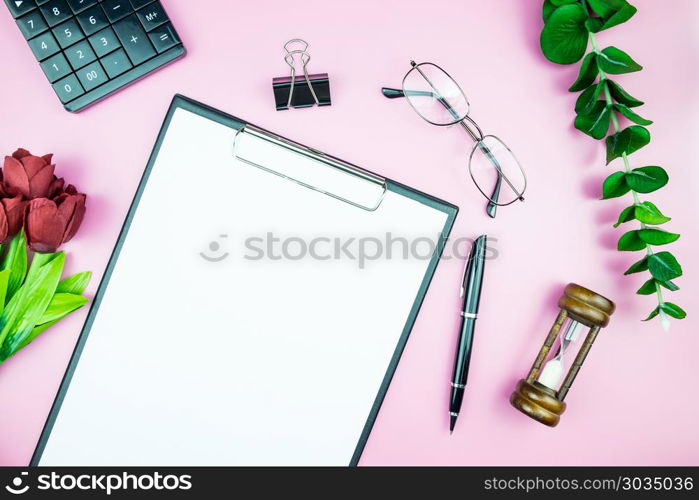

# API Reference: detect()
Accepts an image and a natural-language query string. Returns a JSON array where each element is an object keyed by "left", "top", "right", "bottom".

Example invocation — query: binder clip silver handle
[{"left": 273, "top": 39, "right": 331, "bottom": 111}]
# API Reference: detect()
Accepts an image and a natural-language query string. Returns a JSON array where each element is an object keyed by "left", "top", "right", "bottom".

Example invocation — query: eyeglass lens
[
  {"left": 402, "top": 63, "right": 469, "bottom": 126},
  {"left": 469, "top": 136, "right": 526, "bottom": 206}
]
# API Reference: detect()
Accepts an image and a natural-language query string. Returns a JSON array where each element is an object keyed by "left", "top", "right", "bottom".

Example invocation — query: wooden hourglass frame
[{"left": 510, "top": 283, "right": 615, "bottom": 427}]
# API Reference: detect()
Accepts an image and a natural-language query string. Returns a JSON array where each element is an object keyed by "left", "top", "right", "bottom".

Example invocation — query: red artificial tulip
[
  {"left": 0, "top": 195, "right": 26, "bottom": 242},
  {"left": 25, "top": 191, "right": 86, "bottom": 253},
  {"left": 3, "top": 148, "right": 56, "bottom": 199}
]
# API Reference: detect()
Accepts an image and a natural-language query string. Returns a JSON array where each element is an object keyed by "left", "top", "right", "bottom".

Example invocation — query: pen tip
[{"left": 450, "top": 430, "right": 453, "bottom": 435}]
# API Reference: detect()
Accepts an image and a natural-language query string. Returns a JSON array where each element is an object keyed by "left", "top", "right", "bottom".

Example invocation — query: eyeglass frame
[{"left": 382, "top": 61, "right": 527, "bottom": 218}]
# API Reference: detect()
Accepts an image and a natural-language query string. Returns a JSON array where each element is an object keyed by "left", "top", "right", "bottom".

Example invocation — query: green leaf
[
  {"left": 540, "top": 4, "right": 589, "bottom": 64},
  {"left": 602, "top": 171, "right": 630, "bottom": 199},
  {"left": 660, "top": 280, "right": 680, "bottom": 292},
  {"left": 36, "top": 293, "right": 88, "bottom": 325},
  {"left": 575, "top": 81, "right": 604, "bottom": 114},
  {"left": 661, "top": 302, "right": 686, "bottom": 320},
  {"left": 648, "top": 251, "right": 682, "bottom": 281},
  {"left": 643, "top": 306, "right": 660, "bottom": 321},
  {"left": 634, "top": 201, "right": 671, "bottom": 225},
  {"left": 1, "top": 230, "right": 27, "bottom": 303},
  {"left": 588, "top": 0, "right": 637, "bottom": 31},
  {"left": 15, "top": 320, "right": 59, "bottom": 354},
  {"left": 624, "top": 256, "right": 648, "bottom": 275},
  {"left": 0, "top": 252, "right": 65, "bottom": 361},
  {"left": 543, "top": 0, "right": 557, "bottom": 22},
  {"left": 638, "top": 228, "right": 680, "bottom": 246},
  {"left": 605, "top": 125, "right": 650, "bottom": 163},
  {"left": 637, "top": 278, "right": 678, "bottom": 296},
  {"left": 584, "top": 17, "right": 604, "bottom": 33},
  {"left": 597, "top": 46, "right": 643, "bottom": 74},
  {"left": 551, "top": 0, "right": 579, "bottom": 5},
  {"left": 613, "top": 205, "right": 636, "bottom": 227},
  {"left": 0, "top": 270, "right": 10, "bottom": 316},
  {"left": 617, "top": 230, "right": 646, "bottom": 251},
  {"left": 574, "top": 101, "right": 611, "bottom": 139},
  {"left": 636, "top": 278, "right": 658, "bottom": 295},
  {"left": 569, "top": 53, "right": 599, "bottom": 92},
  {"left": 606, "top": 80, "right": 644, "bottom": 107},
  {"left": 25, "top": 252, "right": 60, "bottom": 285},
  {"left": 56, "top": 271, "right": 92, "bottom": 295},
  {"left": 613, "top": 103, "right": 652, "bottom": 125},
  {"left": 625, "top": 166, "right": 668, "bottom": 193}
]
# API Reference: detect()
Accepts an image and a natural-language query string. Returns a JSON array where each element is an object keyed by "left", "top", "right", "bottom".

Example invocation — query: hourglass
[{"left": 510, "top": 283, "right": 615, "bottom": 427}]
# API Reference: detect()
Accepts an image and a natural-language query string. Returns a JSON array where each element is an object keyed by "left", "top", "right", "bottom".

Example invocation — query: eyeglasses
[{"left": 382, "top": 61, "right": 527, "bottom": 218}]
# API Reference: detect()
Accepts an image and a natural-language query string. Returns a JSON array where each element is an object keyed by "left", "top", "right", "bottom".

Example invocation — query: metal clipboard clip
[
  {"left": 273, "top": 39, "right": 332, "bottom": 111},
  {"left": 233, "top": 124, "right": 387, "bottom": 211}
]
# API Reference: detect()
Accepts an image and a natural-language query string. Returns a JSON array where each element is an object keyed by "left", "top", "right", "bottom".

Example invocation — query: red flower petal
[
  {"left": 20, "top": 154, "right": 49, "bottom": 178},
  {"left": 12, "top": 149, "right": 31, "bottom": 160},
  {"left": 2, "top": 195, "right": 26, "bottom": 237},
  {"left": 57, "top": 193, "right": 86, "bottom": 243},
  {"left": 28, "top": 164, "right": 56, "bottom": 199},
  {"left": 0, "top": 203, "right": 9, "bottom": 243},
  {"left": 25, "top": 198, "right": 64, "bottom": 253},
  {"left": 42, "top": 154, "right": 54, "bottom": 164},
  {"left": 3, "top": 156, "right": 30, "bottom": 198},
  {"left": 48, "top": 176, "right": 65, "bottom": 199}
]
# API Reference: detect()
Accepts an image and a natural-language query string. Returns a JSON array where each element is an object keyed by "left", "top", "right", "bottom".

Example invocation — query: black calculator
[{"left": 4, "top": 0, "right": 185, "bottom": 112}]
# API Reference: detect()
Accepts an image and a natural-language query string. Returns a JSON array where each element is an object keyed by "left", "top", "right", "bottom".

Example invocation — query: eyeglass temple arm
[{"left": 382, "top": 87, "right": 438, "bottom": 99}]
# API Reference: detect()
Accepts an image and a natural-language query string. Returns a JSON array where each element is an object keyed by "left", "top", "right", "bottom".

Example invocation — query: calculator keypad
[{"left": 5, "top": 0, "right": 184, "bottom": 111}]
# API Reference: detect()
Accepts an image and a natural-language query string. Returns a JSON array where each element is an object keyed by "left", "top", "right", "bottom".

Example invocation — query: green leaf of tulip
[
  {"left": 647, "top": 251, "right": 682, "bottom": 281},
  {"left": 597, "top": 46, "right": 643, "bottom": 74},
  {"left": 1, "top": 231, "right": 27, "bottom": 303},
  {"left": 540, "top": 4, "right": 589, "bottom": 64},
  {"left": 625, "top": 166, "right": 668, "bottom": 193},
  {"left": 56, "top": 271, "right": 92, "bottom": 295}
]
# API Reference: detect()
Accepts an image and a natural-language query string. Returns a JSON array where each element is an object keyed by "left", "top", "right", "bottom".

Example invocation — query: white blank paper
[{"left": 38, "top": 108, "right": 449, "bottom": 466}]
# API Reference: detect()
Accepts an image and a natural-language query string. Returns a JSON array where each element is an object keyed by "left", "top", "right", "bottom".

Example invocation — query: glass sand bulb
[{"left": 510, "top": 284, "right": 615, "bottom": 427}]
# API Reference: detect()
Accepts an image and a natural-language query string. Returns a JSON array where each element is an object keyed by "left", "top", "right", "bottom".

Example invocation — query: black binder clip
[{"left": 273, "top": 39, "right": 331, "bottom": 111}]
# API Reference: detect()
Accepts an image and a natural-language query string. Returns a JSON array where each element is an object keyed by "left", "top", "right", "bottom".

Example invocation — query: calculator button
[
  {"left": 39, "top": 0, "right": 71, "bottom": 27},
  {"left": 51, "top": 18, "right": 84, "bottom": 48},
  {"left": 147, "top": 23, "right": 179, "bottom": 53},
  {"left": 66, "top": 0, "right": 96, "bottom": 13},
  {"left": 4, "top": 0, "right": 36, "bottom": 18},
  {"left": 101, "top": 0, "right": 132, "bottom": 22},
  {"left": 65, "top": 39, "right": 96, "bottom": 69},
  {"left": 75, "top": 60, "right": 108, "bottom": 90},
  {"left": 76, "top": 4, "right": 108, "bottom": 35},
  {"left": 101, "top": 48, "right": 132, "bottom": 78},
  {"left": 52, "top": 73, "right": 84, "bottom": 103},
  {"left": 40, "top": 52, "right": 71, "bottom": 82},
  {"left": 88, "top": 27, "right": 121, "bottom": 57},
  {"left": 27, "top": 31, "right": 60, "bottom": 60},
  {"left": 114, "top": 14, "right": 155, "bottom": 65},
  {"left": 136, "top": 1, "right": 167, "bottom": 31},
  {"left": 16, "top": 10, "right": 48, "bottom": 39},
  {"left": 129, "top": 0, "right": 154, "bottom": 9}
]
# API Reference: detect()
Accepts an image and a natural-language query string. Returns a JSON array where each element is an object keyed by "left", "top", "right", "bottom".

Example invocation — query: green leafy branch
[{"left": 540, "top": 0, "right": 685, "bottom": 328}]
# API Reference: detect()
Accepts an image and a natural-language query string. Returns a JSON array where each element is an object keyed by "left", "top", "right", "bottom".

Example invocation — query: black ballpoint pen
[{"left": 449, "top": 235, "right": 488, "bottom": 434}]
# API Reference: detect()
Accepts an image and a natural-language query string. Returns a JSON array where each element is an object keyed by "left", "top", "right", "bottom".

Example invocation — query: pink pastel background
[{"left": 1, "top": 0, "right": 698, "bottom": 466}]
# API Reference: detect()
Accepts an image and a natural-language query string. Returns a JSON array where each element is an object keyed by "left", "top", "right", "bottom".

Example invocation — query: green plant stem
[{"left": 588, "top": 30, "right": 666, "bottom": 309}]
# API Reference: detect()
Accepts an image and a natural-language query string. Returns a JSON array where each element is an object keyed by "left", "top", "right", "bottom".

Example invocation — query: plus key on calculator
[{"left": 4, "top": 0, "right": 186, "bottom": 112}]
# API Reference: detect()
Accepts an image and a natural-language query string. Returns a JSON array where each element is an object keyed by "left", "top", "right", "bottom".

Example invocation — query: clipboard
[{"left": 32, "top": 95, "right": 458, "bottom": 466}]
